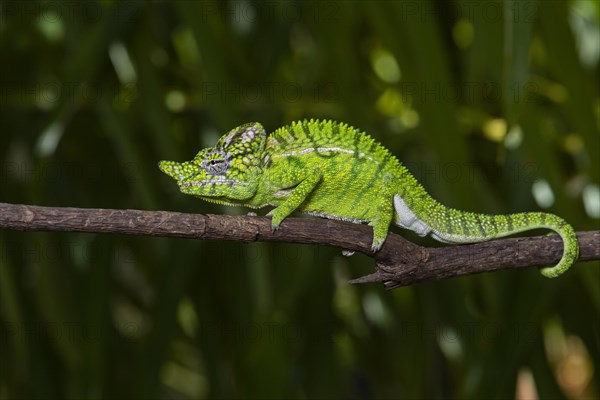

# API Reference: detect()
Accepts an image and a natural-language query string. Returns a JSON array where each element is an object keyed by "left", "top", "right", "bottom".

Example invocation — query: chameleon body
[{"left": 159, "top": 120, "right": 578, "bottom": 277}]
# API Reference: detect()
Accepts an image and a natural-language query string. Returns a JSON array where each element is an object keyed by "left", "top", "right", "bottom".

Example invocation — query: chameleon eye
[{"left": 200, "top": 149, "right": 233, "bottom": 176}]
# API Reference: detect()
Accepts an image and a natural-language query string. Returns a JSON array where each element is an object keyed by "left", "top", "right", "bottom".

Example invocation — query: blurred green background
[{"left": 1, "top": 0, "right": 599, "bottom": 399}]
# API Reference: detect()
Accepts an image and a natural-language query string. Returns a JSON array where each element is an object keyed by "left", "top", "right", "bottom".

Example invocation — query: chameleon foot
[{"left": 266, "top": 209, "right": 281, "bottom": 232}]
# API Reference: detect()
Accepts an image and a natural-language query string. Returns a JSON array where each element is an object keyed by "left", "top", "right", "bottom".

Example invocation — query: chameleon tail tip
[
  {"left": 539, "top": 220, "right": 579, "bottom": 278},
  {"left": 539, "top": 247, "right": 578, "bottom": 278},
  {"left": 540, "top": 266, "right": 562, "bottom": 278}
]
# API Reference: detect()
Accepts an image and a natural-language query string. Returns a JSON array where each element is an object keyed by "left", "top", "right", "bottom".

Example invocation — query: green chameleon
[{"left": 159, "top": 119, "right": 578, "bottom": 278}]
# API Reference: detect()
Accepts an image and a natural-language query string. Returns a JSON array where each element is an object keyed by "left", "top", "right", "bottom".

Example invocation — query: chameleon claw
[
  {"left": 370, "top": 239, "right": 384, "bottom": 253},
  {"left": 370, "top": 227, "right": 386, "bottom": 252},
  {"left": 266, "top": 209, "right": 284, "bottom": 232},
  {"left": 268, "top": 214, "right": 281, "bottom": 233}
]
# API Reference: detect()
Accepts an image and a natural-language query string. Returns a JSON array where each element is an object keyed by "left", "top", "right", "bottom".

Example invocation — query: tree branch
[{"left": 1, "top": 202, "right": 598, "bottom": 288}]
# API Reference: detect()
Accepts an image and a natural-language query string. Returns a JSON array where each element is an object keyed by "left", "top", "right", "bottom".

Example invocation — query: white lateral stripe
[
  {"left": 273, "top": 147, "right": 376, "bottom": 162},
  {"left": 317, "top": 146, "right": 354, "bottom": 154}
]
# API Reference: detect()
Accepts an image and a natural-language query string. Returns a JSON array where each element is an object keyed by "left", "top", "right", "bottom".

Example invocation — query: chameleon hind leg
[{"left": 369, "top": 174, "right": 397, "bottom": 251}]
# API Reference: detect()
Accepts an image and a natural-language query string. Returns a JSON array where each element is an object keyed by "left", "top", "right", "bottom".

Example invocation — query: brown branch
[{"left": 0, "top": 202, "right": 598, "bottom": 288}]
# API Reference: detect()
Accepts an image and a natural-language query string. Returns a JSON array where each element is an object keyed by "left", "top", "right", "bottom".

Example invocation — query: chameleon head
[{"left": 158, "top": 122, "right": 266, "bottom": 198}]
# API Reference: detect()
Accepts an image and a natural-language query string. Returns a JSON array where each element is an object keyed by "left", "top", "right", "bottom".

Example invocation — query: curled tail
[
  {"left": 394, "top": 194, "right": 579, "bottom": 277},
  {"left": 430, "top": 209, "right": 578, "bottom": 278},
  {"left": 536, "top": 217, "right": 578, "bottom": 277}
]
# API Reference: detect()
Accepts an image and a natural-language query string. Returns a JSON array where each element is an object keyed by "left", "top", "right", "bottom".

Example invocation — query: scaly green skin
[{"left": 159, "top": 119, "right": 579, "bottom": 278}]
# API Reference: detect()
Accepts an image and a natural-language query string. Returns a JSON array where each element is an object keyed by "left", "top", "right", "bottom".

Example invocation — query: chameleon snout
[
  {"left": 158, "top": 160, "right": 181, "bottom": 180},
  {"left": 158, "top": 160, "right": 201, "bottom": 182}
]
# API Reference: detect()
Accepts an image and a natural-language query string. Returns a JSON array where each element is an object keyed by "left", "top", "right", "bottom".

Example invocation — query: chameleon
[{"left": 158, "top": 119, "right": 578, "bottom": 278}]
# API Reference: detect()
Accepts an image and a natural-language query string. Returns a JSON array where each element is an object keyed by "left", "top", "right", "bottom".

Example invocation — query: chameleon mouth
[{"left": 179, "top": 179, "right": 251, "bottom": 188}]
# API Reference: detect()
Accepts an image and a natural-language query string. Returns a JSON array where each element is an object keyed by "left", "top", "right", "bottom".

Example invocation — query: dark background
[{"left": 0, "top": 1, "right": 599, "bottom": 399}]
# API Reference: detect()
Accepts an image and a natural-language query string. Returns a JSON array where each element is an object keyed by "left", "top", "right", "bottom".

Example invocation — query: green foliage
[{"left": 0, "top": 1, "right": 598, "bottom": 398}]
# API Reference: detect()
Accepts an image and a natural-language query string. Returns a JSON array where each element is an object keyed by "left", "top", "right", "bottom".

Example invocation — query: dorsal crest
[{"left": 270, "top": 119, "right": 357, "bottom": 145}]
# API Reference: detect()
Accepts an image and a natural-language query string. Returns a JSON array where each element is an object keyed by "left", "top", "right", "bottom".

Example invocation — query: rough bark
[{"left": 1, "top": 202, "right": 598, "bottom": 288}]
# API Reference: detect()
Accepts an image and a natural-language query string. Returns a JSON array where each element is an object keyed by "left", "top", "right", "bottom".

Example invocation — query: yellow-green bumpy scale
[{"left": 159, "top": 120, "right": 579, "bottom": 278}]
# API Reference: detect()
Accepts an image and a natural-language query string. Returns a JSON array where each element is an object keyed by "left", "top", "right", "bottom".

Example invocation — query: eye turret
[{"left": 200, "top": 149, "right": 233, "bottom": 176}]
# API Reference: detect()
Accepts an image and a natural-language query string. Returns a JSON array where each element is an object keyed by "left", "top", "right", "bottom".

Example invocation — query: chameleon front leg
[
  {"left": 267, "top": 167, "right": 323, "bottom": 230},
  {"left": 369, "top": 174, "right": 396, "bottom": 251}
]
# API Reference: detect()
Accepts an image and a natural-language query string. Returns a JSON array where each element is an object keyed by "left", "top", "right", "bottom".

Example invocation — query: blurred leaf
[
  {"left": 503, "top": 0, "right": 538, "bottom": 128},
  {"left": 0, "top": 1, "right": 597, "bottom": 398}
]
